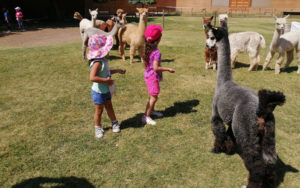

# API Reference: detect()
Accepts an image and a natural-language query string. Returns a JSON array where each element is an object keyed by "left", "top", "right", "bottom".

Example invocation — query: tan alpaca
[{"left": 118, "top": 8, "right": 148, "bottom": 64}]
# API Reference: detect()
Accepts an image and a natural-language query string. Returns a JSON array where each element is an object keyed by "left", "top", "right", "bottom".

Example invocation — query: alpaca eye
[{"left": 210, "top": 37, "right": 215, "bottom": 40}]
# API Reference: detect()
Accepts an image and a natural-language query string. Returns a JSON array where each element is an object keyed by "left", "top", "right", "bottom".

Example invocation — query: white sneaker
[
  {"left": 95, "top": 126, "right": 104, "bottom": 138},
  {"left": 112, "top": 121, "right": 120, "bottom": 133},
  {"left": 142, "top": 115, "right": 156, "bottom": 125},
  {"left": 150, "top": 111, "right": 163, "bottom": 118}
]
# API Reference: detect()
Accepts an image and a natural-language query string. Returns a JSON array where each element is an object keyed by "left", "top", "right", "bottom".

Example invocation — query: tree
[{"left": 128, "top": 0, "right": 156, "bottom": 6}]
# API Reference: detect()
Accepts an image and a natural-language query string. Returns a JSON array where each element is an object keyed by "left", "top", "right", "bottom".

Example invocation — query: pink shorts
[{"left": 145, "top": 74, "right": 160, "bottom": 96}]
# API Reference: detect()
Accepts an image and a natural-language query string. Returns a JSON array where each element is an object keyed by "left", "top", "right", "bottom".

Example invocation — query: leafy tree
[{"left": 128, "top": 0, "right": 156, "bottom": 5}]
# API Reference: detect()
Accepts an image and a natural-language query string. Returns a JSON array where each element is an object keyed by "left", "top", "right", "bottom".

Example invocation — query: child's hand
[
  {"left": 106, "top": 77, "right": 114, "bottom": 85},
  {"left": 168, "top": 68, "right": 175, "bottom": 73},
  {"left": 119, "top": 69, "right": 126, "bottom": 74}
]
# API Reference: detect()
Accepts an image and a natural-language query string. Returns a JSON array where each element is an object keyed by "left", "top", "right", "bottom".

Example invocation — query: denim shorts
[{"left": 91, "top": 90, "right": 111, "bottom": 104}]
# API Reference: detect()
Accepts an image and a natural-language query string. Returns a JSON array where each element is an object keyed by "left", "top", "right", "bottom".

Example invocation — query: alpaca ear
[
  {"left": 273, "top": 14, "right": 278, "bottom": 20},
  {"left": 96, "top": 8, "right": 98, "bottom": 12},
  {"left": 210, "top": 16, "right": 214, "bottom": 20},
  {"left": 136, "top": 8, "right": 140, "bottom": 11},
  {"left": 89, "top": 9, "right": 91, "bottom": 14},
  {"left": 284, "top": 14, "right": 290, "bottom": 19}
]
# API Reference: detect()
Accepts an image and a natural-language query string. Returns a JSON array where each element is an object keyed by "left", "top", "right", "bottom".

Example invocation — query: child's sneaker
[
  {"left": 95, "top": 126, "right": 104, "bottom": 138},
  {"left": 150, "top": 111, "right": 163, "bottom": 118},
  {"left": 142, "top": 115, "right": 156, "bottom": 125},
  {"left": 112, "top": 120, "right": 120, "bottom": 133}
]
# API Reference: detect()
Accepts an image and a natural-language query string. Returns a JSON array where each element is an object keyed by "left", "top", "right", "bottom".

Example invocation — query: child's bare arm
[
  {"left": 153, "top": 61, "right": 175, "bottom": 73},
  {"left": 110, "top": 69, "right": 126, "bottom": 74},
  {"left": 90, "top": 62, "right": 114, "bottom": 85}
]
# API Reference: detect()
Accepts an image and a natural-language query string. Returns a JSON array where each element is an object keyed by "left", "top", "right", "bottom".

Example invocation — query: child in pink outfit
[
  {"left": 15, "top": 7, "right": 24, "bottom": 31},
  {"left": 142, "top": 25, "right": 175, "bottom": 125}
]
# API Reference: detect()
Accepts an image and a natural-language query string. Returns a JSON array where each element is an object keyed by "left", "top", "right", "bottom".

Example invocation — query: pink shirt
[
  {"left": 16, "top": 11, "right": 23, "bottom": 21},
  {"left": 144, "top": 49, "right": 162, "bottom": 82}
]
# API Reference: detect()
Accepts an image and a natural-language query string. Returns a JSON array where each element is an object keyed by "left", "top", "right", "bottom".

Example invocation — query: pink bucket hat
[
  {"left": 87, "top": 34, "right": 113, "bottom": 60},
  {"left": 145, "top": 25, "right": 163, "bottom": 43}
]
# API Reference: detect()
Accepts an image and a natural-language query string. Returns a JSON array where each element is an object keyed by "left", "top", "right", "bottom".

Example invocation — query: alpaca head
[
  {"left": 206, "top": 29, "right": 217, "bottom": 49},
  {"left": 218, "top": 14, "right": 228, "bottom": 25},
  {"left": 136, "top": 8, "right": 148, "bottom": 21},
  {"left": 116, "top": 8, "right": 124, "bottom": 18},
  {"left": 202, "top": 16, "right": 213, "bottom": 32},
  {"left": 273, "top": 14, "right": 289, "bottom": 32},
  {"left": 89, "top": 8, "right": 98, "bottom": 20},
  {"left": 205, "top": 22, "right": 228, "bottom": 44}
]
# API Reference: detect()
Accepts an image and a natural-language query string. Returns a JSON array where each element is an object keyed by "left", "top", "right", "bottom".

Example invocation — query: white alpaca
[
  {"left": 263, "top": 15, "right": 300, "bottom": 74},
  {"left": 230, "top": 32, "right": 266, "bottom": 71},
  {"left": 218, "top": 14, "right": 228, "bottom": 24},
  {"left": 73, "top": 9, "right": 105, "bottom": 40}
]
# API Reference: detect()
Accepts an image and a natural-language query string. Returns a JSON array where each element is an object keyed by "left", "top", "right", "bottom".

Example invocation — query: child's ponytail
[{"left": 143, "top": 36, "right": 160, "bottom": 66}]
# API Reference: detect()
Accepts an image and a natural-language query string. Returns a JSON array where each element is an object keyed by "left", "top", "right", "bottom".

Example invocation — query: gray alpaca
[{"left": 208, "top": 21, "right": 285, "bottom": 188}]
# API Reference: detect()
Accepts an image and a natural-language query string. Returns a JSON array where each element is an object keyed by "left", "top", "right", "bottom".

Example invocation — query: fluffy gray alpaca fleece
[{"left": 209, "top": 21, "right": 285, "bottom": 188}]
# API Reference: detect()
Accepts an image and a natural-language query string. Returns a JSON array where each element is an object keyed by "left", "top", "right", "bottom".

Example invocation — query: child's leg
[
  {"left": 104, "top": 100, "right": 116, "bottom": 121},
  {"left": 145, "top": 95, "right": 158, "bottom": 116},
  {"left": 94, "top": 104, "right": 104, "bottom": 126}
]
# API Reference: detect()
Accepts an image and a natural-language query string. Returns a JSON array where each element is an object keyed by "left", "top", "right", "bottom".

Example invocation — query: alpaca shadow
[
  {"left": 120, "top": 99, "right": 200, "bottom": 129},
  {"left": 11, "top": 176, "right": 95, "bottom": 188},
  {"left": 281, "top": 66, "right": 298, "bottom": 73},
  {"left": 272, "top": 156, "right": 298, "bottom": 188},
  {"left": 232, "top": 61, "right": 249, "bottom": 69}
]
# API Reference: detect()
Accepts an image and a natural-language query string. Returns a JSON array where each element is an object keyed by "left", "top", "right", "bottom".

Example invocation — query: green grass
[{"left": 1, "top": 16, "right": 300, "bottom": 187}]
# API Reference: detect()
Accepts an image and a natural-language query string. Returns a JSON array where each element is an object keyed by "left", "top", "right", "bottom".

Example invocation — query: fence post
[{"left": 162, "top": 9, "right": 165, "bottom": 28}]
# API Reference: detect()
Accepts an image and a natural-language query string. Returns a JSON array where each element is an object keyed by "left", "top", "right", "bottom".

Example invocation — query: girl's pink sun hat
[
  {"left": 88, "top": 34, "right": 113, "bottom": 60},
  {"left": 145, "top": 25, "right": 163, "bottom": 43}
]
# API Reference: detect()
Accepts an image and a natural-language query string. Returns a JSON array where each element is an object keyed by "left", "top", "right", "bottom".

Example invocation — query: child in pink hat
[
  {"left": 88, "top": 34, "right": 126, "bottom": 138},
  {"left": 142, "top": 25, "right": 175, "bottom": 125}
]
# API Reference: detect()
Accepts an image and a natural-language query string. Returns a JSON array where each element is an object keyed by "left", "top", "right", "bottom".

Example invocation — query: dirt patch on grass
[{"left": 0, "top": 27, "right": 81, "bottom": 48}]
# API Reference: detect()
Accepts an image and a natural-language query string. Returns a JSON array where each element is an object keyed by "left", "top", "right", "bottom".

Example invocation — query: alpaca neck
[
  {"left": 91, "top": 17, "right": 96, "bottom": 27},
  {"left": 138, "top": 15, "right": 147, "bottom": 34},
  {"left": 270, "top": 29, "right": 281, "bottom": 49},
  {"left": 216, "top": 32, "right": 232, "bottom": 87}
]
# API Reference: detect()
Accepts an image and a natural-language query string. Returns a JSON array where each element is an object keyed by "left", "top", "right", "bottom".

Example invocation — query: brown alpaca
[
  {"left": 203, "top": 16, "right": 218, "bottom": 70},
  {"left": 118, "top": 8, "right": 148, "bottom": 64}
]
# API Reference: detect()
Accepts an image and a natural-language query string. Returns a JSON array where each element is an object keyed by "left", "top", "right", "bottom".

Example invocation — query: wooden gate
[{"left": 230, "top": 0, "right": 251, "bottom": 8}]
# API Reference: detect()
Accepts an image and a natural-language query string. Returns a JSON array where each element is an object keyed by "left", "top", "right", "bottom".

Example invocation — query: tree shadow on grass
[
  {"left": 12, "top": 176, "right": 95, "bottom": 188},
  {"left": 121, "top": 99, "right": 199, "bottom": 129}
]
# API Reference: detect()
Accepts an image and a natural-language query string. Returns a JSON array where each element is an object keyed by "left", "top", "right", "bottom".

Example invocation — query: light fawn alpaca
[
  {"left": 118, "top": 8, "right": 148, "bottom": 64},
  {"left": 229, "top": 31, "right": 266, "bottom": 71},
  {"left": 263, "top": 15, "right": 300, "bottom": 74},
  {"left": 73, "top": 9, "right": 105, "bottom": 40},
  {"left": 207, "top": 22, "right": 285, "bottom": 188}
]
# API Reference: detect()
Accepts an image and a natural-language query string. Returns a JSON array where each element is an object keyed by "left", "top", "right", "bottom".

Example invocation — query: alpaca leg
[
  {"left": 231, "top": 52, "right": 237, "bottom": 69},
  {"left": 205, "top": 62, "right": 209, "bottom": 69},
  {"left": 129, "top": 45, "right": 135, "bottom": 64},
  {"left": 211, "top": 114, "right": 227, "bottom": 153},
  {"left": 212, "top": 61, "right": 217, "bottom": 70},
  {"left": 263, "top": 51, "right": 275, "bottom": 71},
  {"left": 119, "top": 42, "right": 126, "bottom": 61},
  {"left": 296, "top": 51, "right": 300, "bottom": 74},
  {"left": 283, "top": 50, "right": 294, "bottom": 70},
  {"left": 205, "top": 48, "right": 210, "bottom": 69},
  {"left": 275, "top": 53, "right": 285, "bottom": 74},
  {"left": 138, "top": 46, "right": 145, "bottom": 64},
  {"left": 248, "top": 56, "right": 258, "bottom": 71},
  {"left": 82, "top": 43, "right": 87, "bottom": 60},
  {"left": 241, "top": 143, "right": 265, "bottom": 188}
]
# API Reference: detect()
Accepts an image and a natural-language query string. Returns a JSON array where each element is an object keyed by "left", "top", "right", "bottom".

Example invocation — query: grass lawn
[{"left": 1, "top": 16, "right": 300, "bottom": 187}]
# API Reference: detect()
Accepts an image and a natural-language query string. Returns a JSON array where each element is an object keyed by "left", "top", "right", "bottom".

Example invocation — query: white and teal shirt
[{"left": 89, "top": 58, "right": 110, "bottom": 94}]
